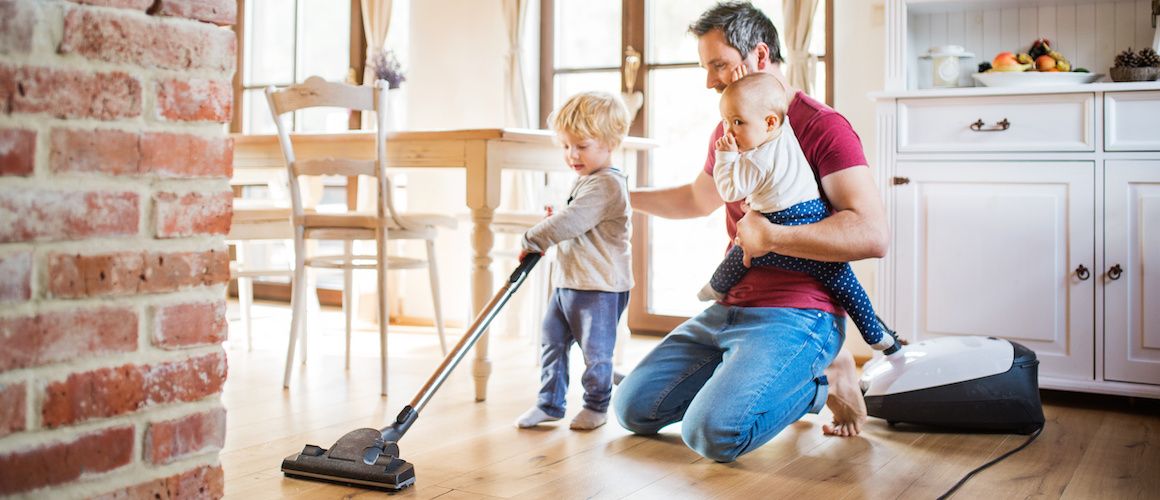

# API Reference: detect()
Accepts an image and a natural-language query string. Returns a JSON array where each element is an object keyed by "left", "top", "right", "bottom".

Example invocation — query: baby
[
  {"left": 698, "top": 72, "right": 895, "bottom": 353},
  {"left": 515, "top": 91, "right": 634, "bottom": 430}
]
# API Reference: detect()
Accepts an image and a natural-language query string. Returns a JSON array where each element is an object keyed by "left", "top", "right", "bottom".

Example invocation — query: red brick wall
[{"left": 0, "top": 0, "right": 236, "bottom": 497}]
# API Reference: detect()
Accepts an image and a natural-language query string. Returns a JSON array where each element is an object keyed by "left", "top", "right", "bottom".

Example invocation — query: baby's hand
[
  {"left": 730, "top": 64, "right": 749, "bottom": 84},
  {"left": 715, "top": 132, "right": 738, "bottom": 152}
]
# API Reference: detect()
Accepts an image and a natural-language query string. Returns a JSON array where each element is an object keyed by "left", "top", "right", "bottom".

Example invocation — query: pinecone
[
  {"left": 1114, "top": 48, "right": 1139, "bottom": 68},
  {"left": 1139, "top": 48, "right": 1160, "bottom": 68}
]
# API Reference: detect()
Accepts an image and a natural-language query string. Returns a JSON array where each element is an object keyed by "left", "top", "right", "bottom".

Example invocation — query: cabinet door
[
  {"left": 894, "top": 161, "right": 1095, "bottom": 380},
  {"left": 1104, "top": 161, "right": 1160, "bottom": 385}
]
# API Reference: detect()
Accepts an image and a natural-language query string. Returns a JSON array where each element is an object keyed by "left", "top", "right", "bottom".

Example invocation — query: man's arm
[
  {"left": 735, "top": 165, "right": 889, "bottom": 263},
  {"left": 630, "top": 171, "right": 724, "bottom": 219}
]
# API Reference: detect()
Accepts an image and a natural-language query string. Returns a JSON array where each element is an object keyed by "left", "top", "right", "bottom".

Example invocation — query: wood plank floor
[{"left": 221, "top": 301, "right": 1160, "bottom": 499}]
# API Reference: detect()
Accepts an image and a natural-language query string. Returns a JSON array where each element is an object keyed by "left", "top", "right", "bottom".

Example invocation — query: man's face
[{"left": 697, "top": 29, "right": 757, "bottom": 93}]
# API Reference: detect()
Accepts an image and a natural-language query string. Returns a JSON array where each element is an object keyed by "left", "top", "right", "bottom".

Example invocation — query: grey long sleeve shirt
[{"left": 521, "top": 168, "right": 633, "bottom": 293}]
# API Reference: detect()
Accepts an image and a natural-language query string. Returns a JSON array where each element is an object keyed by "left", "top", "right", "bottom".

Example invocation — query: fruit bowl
[{"left": 972, "top": 71, "right": 1103, "bottom": 87}]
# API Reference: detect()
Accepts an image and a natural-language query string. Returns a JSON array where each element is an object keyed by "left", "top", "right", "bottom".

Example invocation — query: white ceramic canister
[{"left": 922, "top": 45, "right": 974, "bottom": 88}]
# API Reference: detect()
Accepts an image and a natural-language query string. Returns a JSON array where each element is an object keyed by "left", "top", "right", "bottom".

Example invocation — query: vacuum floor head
[{"left": 281, "top": 428, "right": 415, "bottom": 491}]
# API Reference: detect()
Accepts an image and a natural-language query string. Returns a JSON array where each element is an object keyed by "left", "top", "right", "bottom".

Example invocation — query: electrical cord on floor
[{"left": 937, "top": 424, "right": 1044, "bottom": 500}]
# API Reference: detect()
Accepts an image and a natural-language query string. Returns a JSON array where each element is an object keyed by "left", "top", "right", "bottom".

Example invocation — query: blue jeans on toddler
[
  {"left": 708, "top": 198, "right": 890, "bottom": 350},
  {"left": 536, "top": 288, "right": 630, "bottom": 418},
  {"left": 613, "top": 304, "right": 843, "bottom": 462}
]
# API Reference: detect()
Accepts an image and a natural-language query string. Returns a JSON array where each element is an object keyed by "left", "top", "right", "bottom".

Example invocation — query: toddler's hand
[
  {"left": 543, "top": 204, "right": 554, "bottom": 217},
  {"left": 715, "top": 133, "right": 738, "bottom": 152}
]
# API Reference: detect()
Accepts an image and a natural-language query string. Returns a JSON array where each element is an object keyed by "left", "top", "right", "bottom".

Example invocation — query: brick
[
  {"left": 47, "top": 249, "right": 229, "bottom": 298},
  {"left": 0, "top": 64, "right": 141, "bottom": 120},
  {"left": 156, "top": 78, "right": 232, "bottom": 122},
  {"left": 0, "top": 307, "right": 137, "bottom": 372},
  {"left": 154, "top": 191, "right": 233, "bottom": 238},
  {"left": 68, "top": 0, "right": 152, "bottom": 9},
  {"left": 50, "top": 128, "right": 140, "bottom": 176},
  {"left": 92, "top": 464, "right": 223, "bottom": 500},
  {"left": 60, "top": 9, "right": 235, "bottom": 72},
  {"left": 0, "top": 250, "right": 32, "bottom": 303},
  {"left": 145, "top": 407, "right": 226, "bottom": 464},
  {"left": 0, "top": 0, "right": 37, "bottom": 56},
  {"left": 140, "top": 133, "right": 233, "bottom": 178},
  {"left": 41, "top": 352, "right": 226, "bottom": 428},
  {"left": 0, "top": 189, "right": 139, "bottom": 243},
  {"left": 152, "top": 0, "right": 237, "bottom": 26},
  {"left": 0, "top": 128, "right": 36, "bottom": 176},
  {"left": 0, "top": 382, "right": 25, "bottom": 439},
  {"left": 152, "top": 300, "right": 226, "bottom": 348},
  {"left": 0, "top": 425, "right": 134, "bottom": 495}
]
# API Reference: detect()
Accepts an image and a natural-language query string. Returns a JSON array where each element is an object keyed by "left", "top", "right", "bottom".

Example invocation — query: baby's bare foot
[{"left": 822, "top": 349, "right": 867, "bottom": 437}]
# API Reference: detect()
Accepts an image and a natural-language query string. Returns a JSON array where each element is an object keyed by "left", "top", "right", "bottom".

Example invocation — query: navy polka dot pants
[{"left": 709, "top": 198, "right": 893, "bottom": 351}]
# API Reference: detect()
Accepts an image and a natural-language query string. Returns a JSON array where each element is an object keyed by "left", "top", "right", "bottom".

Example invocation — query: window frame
[{"left": 539, "top": 0, "right": 834, "bottom": 334}]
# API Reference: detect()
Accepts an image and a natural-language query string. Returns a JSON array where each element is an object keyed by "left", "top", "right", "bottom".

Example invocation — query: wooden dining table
[{"left": 232, "top": 128, "right": 656, "bottom": 401}]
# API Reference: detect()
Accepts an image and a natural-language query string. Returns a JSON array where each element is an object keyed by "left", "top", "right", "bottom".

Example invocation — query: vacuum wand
[{"left": 379, "top": 252, "right": 542, "bottom": 443}]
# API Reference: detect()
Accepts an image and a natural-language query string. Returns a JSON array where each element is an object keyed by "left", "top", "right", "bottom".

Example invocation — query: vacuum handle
[{"left": 510, "top": 252, "right": 541, "bottom": 283}]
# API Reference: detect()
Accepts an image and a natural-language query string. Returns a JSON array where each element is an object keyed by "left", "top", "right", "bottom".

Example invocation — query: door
[
  {"left": 1104, "top": 160, "right": 1160, "bottom": 385},
  {"left": 893, "top": 161, "right": 1095, "bottom": 380}
]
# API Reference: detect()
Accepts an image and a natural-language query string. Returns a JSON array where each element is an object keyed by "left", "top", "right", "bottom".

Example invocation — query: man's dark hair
[{"left": 689, "top": 1, "right": 784, "bottom": 64}]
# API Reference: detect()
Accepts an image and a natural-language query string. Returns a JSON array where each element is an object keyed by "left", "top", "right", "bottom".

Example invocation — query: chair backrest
[{"left": 264, "top": 76, "right": 405, "bottom": 228}]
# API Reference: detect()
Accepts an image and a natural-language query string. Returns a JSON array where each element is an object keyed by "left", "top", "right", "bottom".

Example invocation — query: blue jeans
[
  {"left": 537, "top": 288, "right": 630, "bottom": 417},
  {"left": 613, "top": 304, "right": 843, "bottom": 462}
]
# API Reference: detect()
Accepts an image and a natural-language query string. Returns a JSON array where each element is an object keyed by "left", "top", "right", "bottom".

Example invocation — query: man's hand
[
  {"left": 715, "top": 132, "right": 738, "bottom": 152},
  {"left": 734, "top": 208, "right": 778, "bottom": 267}
]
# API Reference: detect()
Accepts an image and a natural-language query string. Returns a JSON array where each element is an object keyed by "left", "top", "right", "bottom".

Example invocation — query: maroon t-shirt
[{"left": 703, "top": 91, "right": 869, "bottom": 313}]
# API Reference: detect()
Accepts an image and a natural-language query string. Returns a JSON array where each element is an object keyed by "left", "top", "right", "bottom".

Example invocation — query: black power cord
[{"left": 937, "top": 425, "right": 1045, "bottom": 500}]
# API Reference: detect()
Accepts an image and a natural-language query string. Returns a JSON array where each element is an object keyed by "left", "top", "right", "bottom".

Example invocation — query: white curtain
[
  {"left": 502, "top": 0, "right": 530, "bottom": 128},
  {"left": 361, "top": 0, "right": 393, "bottom": 85},
  {"left": 782, "top": 0, "right": 820, "bottom": 94}
]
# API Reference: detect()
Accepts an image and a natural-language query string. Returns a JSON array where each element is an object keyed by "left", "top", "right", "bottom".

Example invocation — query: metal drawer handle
[
  {"left": 1075, "top": 264, "right": 1090, "bottom": 280},
  {"left": 970, "top": 118, "right": 1011, "bottom": 132},
  {"left": 1107, "top": 264, "right": 1122, "bottom": 280}
]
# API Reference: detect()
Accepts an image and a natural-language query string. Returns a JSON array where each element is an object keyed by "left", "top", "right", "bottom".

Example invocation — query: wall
[
  {"left": 834, "top": 0, "right": 888, "bottom": 358},
  {"left": 0, "top": 0, "right": 234, "bottom": 497}
]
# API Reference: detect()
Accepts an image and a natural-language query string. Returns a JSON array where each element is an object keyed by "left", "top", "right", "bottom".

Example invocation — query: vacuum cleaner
[
  {"left": 281, "top": 253, "right": 543, "bottom": 491},
  {"left": 860, "top": 332, "right": 1046, "bottom": 434}
]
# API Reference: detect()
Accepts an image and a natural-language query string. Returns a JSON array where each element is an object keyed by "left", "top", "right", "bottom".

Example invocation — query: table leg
[{"left": 470, "top": 206, "right": 495, "bottom": 401}]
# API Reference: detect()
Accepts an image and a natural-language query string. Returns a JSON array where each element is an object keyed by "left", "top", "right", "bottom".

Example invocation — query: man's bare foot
[{"left": 822, "top": 348, "right": 867, "bottom": 437}]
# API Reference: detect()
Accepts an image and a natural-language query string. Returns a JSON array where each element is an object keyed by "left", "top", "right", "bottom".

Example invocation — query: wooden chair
[{"left": 267, "top": 77, "right": 454, "bottom": 395}]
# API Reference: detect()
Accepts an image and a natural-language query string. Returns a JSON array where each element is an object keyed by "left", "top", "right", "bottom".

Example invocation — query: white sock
[
  {"left": 515, "top": 406, "right": 560, "bottom": 428},
  {"left": 697, "top": 283, "right": 724, "bottom": 302},
  {"left": 569, "top": 408, "right": 608, "bottom": 430}
]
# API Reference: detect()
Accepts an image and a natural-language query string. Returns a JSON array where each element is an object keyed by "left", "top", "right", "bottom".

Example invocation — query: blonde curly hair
[{"left": 549, "top": 91, "right": 631, "bottom": 148}]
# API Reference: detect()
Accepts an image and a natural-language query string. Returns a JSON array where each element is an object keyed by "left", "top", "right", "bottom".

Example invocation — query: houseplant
[{"left": 370, "top": 49, "right": 406, "bottom": 89}]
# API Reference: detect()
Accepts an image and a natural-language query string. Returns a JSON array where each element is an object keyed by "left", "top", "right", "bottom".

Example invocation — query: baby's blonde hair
[
  {"left": 722, "top": 72, "right": 789, "bottom": 121},
  {"left": 549, "top": 91, "right": 631, "bottom": 148}
]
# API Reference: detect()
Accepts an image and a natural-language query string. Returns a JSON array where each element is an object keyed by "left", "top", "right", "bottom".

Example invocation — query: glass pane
[
  {"left": 645, "top": 67, "right": 728, "bottom": 317},
  {"left": 296, "top": 107, "right": 352, "bottom": 133},
  {"left": 809, "top": 0, "right": 826, "bottom": 56},
  {"left": 246, "top": 0, "right": 295, "bottom": 85},
  {"left": 648, "top": 0, "right": 785, "bottom": 64},
  {"left": 812, "top": 59, "right": 827, "bottom": 105},
  {"left": 555, "top": 0, "right": 620, "bottom": 69},
  {"left": 552, "top": 71, "right": 620, "bottom": 112},
  {"left": 244, "top": 89, "right": 278, "bottom": 134},
  {"left": 298, "top": 0, "right": 351, "bottom": 83}
]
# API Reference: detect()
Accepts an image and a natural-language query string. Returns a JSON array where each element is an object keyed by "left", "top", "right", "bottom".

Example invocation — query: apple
[{"left": 1035, "top": 54, "right": 1056, "bottom": 71}]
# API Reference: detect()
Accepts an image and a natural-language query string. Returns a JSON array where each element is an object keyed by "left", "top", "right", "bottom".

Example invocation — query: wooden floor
[{"left": 221, "top": 301, "right": 1160, "bottom": 499}]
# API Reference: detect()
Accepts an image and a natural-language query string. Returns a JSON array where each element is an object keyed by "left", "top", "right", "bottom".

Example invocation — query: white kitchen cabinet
[
  {"left": 1103, "top": 161, "right": 1160, "bottom": 385},
  {"left": 892, "top": 161, "right": 1095, "bottom": 380},
  {"left": 875, "top": 0, "right": 1160, "bottom": 398}
]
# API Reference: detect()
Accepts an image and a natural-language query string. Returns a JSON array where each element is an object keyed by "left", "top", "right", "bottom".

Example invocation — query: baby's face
[
  {"left": 558, "top": 131, "right": 613, "bottom": 176},
  {"left": 720, "top": 94, "right": 778, "bottom": 152}
]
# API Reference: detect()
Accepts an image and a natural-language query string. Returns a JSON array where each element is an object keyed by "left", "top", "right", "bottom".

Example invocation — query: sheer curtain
[
  {"left": 503, "top": 0, "right": 531, "bottom": 128},
  {"left": 361, "top": 0, "right": 393, "bottom": 85},
  {"left": 782, "top": 0, "right": 819, "bottom": 94}
]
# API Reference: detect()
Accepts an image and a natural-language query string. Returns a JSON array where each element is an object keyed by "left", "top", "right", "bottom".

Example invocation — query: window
[
  {"left": 540, "top": 0, "right": 832, "bottom": 333},
  {"left": 232, "top": 0, "right": 360, "bottom": 134}
]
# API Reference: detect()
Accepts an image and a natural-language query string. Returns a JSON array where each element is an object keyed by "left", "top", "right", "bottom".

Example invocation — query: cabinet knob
[
  {"left": 1075, "top": 264, "right": 1090, "bottom": 280},
  {"left": 969, "top": 118, "right": 1011, "bottom": 132},
  {"left": 1107, "top": 264, "right": 1123, "bottom": 280}
]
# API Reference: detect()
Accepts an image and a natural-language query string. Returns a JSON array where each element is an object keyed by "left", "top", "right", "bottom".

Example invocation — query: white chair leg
[
  {"left": 343, "top": 241, "right": 354, "bottom": 369},
  {"left": 284, "top": 234, "right": 307, "bottom": 388},
  {"left": 377, "top": 231, "right": 390, "bottom": 396},
  {"left": 426, "top": 240, "right": 448, "bottom": 355}
]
